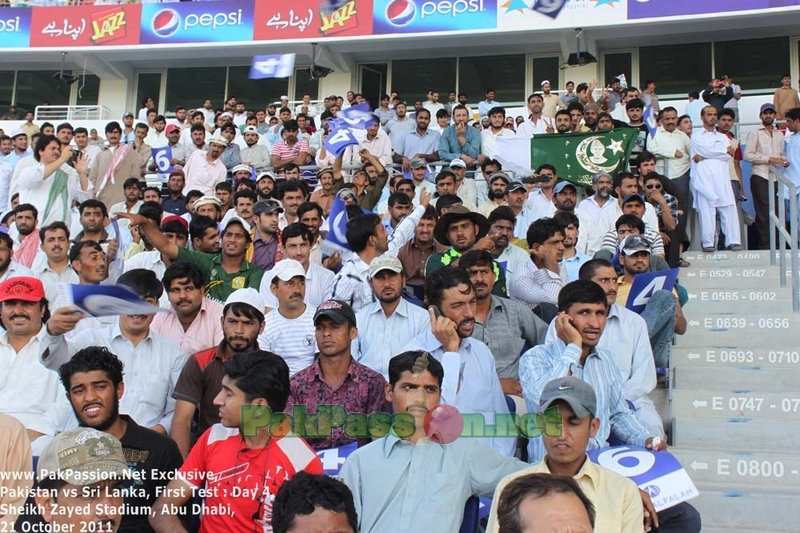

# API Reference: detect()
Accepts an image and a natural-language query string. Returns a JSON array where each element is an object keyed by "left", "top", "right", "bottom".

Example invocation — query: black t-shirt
[{"left": 118, "top": 415, "right": 184, "bottom": 533}]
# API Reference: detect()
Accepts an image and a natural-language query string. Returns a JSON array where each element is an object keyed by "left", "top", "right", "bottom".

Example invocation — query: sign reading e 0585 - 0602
[
  {"left": 373, "top": 0, "right": 496, "bottom": 34},
  {"left": 139, "top": 0, "right": 254, "bottom": 44}
]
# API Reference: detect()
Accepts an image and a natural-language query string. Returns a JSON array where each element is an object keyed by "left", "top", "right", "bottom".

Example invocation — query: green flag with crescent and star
[{"left": 530, "top": 129, "right": 637, "bottom": 187}]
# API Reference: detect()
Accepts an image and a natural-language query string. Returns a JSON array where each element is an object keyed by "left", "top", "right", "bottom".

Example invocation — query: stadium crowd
[{"left": 0, "top": 73, "right": 799, "bottom": 532}]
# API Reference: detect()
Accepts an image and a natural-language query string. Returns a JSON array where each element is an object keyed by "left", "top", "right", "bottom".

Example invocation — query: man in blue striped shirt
[{"left": 519, "top": 279, "right": 666, "bottom": 463}]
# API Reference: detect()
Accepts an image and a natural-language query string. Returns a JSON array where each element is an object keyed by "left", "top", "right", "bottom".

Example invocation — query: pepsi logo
[
  {"left": 152, "top": 9, "right": 180, "bottom": 37},
  {"left": 386, "top": 0, "right": 416, "bottom": 26}
]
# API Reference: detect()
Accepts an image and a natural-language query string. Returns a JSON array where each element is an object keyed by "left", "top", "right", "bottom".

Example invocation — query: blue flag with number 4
[
  {"left": 324, "top": 119, "right": 360, "bottom": 157},
  {"left": 626, "top": 268, "right": 679, "bottom": 314},
  {"left": 151, "top": 146, "right": 173, "bottom": 177}
]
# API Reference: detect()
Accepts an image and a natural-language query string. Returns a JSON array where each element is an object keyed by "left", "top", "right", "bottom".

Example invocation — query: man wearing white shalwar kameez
[{"left": 690, "top": 106, "right": 741, "bottom": 251}]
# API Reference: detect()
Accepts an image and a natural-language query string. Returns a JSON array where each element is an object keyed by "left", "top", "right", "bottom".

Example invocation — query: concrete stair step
[
  {"left": 670, "top": 447, "right": 800, "bottom": 488},
  {"left": 672, "top": 418, "right": 800, "bottom": 449},
  {"left": 678, "top": 314, "right": 798, "bottom": 346},
  {"left": 673, "top": 390, "right": 800, "bottom": 421},
  {"left": 690, "top": 484, "right": 800, "bottom": 530},
  {"left": 683, "top": 287, "right": 795, "bottom": 309},
  {"left": 680, "top": 269, "right": 784, "bottom": 289},
  {"left": 673, "top": 347, "right": 800, "bottom": 369},
  {"left": 674, "top": 365, "right": 800, "bottom": 389},
  {"left": 683, "top": 249, "right": 791, "bottom": 263}
]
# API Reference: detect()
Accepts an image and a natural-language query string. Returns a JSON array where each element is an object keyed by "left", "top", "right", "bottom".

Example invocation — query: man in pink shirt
[
  {"left": 151, "top": 261, "right": 223, "bottom": 355},
  {"left": 183, "top": 135, "right": 227, "bottom": 196},
  {"left": 271, "top": 119, "right": 310, "bottom": 179}
]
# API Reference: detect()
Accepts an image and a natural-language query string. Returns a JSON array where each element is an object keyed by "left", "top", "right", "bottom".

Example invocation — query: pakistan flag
[{"left": 530, "top": 129, "right": 637, "bottom": 187}]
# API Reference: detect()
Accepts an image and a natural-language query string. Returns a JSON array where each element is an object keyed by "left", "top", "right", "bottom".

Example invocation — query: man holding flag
[{"left": 330, "top": 189, "right": 431, "bottom": 311}]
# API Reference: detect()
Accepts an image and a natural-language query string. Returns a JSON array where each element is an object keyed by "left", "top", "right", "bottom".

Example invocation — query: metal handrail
[
  {"left": 34, "top": 105, "right": 112, "bottom": 121},
  {"left": 768, "top": 167, "right": 799, "bottom": 313}
]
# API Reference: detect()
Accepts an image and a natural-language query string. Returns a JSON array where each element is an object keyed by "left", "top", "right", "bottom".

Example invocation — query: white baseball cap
[
  {"left": 224, "top": 288, "right": 265, "bottom": 315},
  {"left": 269, "top": 259, "right": 306, "bottom": 282}
]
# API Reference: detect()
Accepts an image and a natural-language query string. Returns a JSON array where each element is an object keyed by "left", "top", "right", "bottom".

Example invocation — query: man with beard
[
  {"left": 541, "top": 80, "right": 562, "bottom": 118},
  {"left": 170, "top": 289, "right": 266, "bottom": 458},
  {"left": 508, "top": 217, "right": 567, "bottom": 309},
  {"left": 354, "top": 256, "right": 430, "bottom": 379},
  {"left": 183, "top": 136, "right": 228, "bottom": 197},
  {"left": 745, "top": 103, "right": 787, "bottom": 249},
  {"left": 12, "top": 203, "right": 39, "bottom": 268},
  {"left": 0, "top": 232, "right": 33, "bottom": 283},
  {"left": 249, "top": 198, "right": 283, "bottom": 271},
  {"left": 553, "top": 212, "right": 591, "bottom": 282},
  {"left": 402, "top": 267, "right": 515, "bottom": 456},
  {"left": 0, "top": 277, "right": 60, "bottom": 430},
  {"left": 184, "top": 123, "right": 209, "bottom": 157},
  {"left": 37, "top": 269, "right": 186, "bottom": 443},
  {"left": 296, "top": 202, "right": 327, "bottom": 266},
  {"left": 486, "top": 206, "right": 529, "bottom": 288},
  {"left": 258, "top": 259, "right": 317, "bottom": 375},
  {"left": 148, "top": 125, "right": 186, "bottom": 176},
  {"left": 461, "top": 250, "right": 547, "bottom": 415},
  {"left": 240, "top": 125, "right": 271, "bottom": 172},
  {"left": 152, "top": 262, "right": 223, "bottom": 355},
  {"left": 481, "top": 107, "right": 515, "bottom": 161},
  {"left": 505, "top": 181, "right": 537, "bottom": 240},
  {"left": 34, "top": 222, "right": 78, "bottom": 303},
  {"left": 517, "top": 93, "right": 554, "bottom": 136},
  {"left": 393, "top": 109, "right": 440, "bottom": 171},
  {"left": 90, "top": 122, "right": 142, "bottom": 208},
  {"left": 525, "top": 164, "right": 558, "bottom": 222},
  {"left": 478, "top": 171, "right": 511, "bottom": 217},
  {"left": 582, "top": 103, "right": 600, "bottom": 131},
  {"left": 154, "top": 170, "right": 185, "bottom": 216},
  {"left": 554, "top": 109, "right": 573, "bottom": 134},
  {"left": 397, "top": 207, "right": 446, "bottom": 293},
  {"left": 263, "top": 223, "right": 333, "bottom": 312},
  {"left": 552, "top": 181, "right": 595, "bottom": 254},
  {"left": 57, "top": 347, "right": 184, "bottom": 533},
  {"left": 579, "top": 172, "right": 615, "bottom": 223},
  {"left": 256, "top": 171, "right": 275, "bottom": 201}
]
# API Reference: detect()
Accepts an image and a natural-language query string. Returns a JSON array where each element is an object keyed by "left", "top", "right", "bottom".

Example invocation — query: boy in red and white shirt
[{"left": 150, "top": 351, "right": 322, "bottom": 532}]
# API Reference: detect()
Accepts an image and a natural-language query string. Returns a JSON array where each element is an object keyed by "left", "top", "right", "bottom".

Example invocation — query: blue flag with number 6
[
  {"left": 151, "top": 146, "right": 173, "bottom": 177},
  {"left": 324, "top": 120, "right": 359, "bottom": 157}
]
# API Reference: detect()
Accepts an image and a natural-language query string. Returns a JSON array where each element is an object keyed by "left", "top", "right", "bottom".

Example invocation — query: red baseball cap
[
  {"left": 160, "top": 215, "right": 189, "bottom": 232},
  {"left": 0, "top": 277, "right": 45, "bottom": 302},
  {"left": 165, "top": 124, "right": 181, "bottom": 134}
]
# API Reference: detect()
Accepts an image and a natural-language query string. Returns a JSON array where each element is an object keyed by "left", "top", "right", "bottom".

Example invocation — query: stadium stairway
[{"left": 657, "top": 249, "right": 799, "bottom": 533}]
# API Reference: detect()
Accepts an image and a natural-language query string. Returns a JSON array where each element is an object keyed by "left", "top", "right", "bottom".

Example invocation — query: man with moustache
[
  {"left": 340, "top": 351, "right": 526, "bottom": 532},
  {"left": 58, "top": 347, "right": 184, "bottom": 533},
  {"left": 170, "top": 289, "right": 266, "bottom": 458},
  {"left": 397, "top": 207, "right": 446, "bottom": 293},
  {"left": 183, "top": 136, "right": 228, "bottom": 197},
  {"left": 478, "top": 171, "right": 511, "bottom": 217},
  {"left": 578, "top": 172, "right": 616, "bottom": 223},
  {"left": 151, "top": 261, "right": 224, "bottom": 355},
  {"left": 0, "top": 277, "right": 61, "bottom": 430},
  {"left": 486, "top": 207, "right": 529, "bottom": 288},
  {"left": 403, "top": 267, "right": 515, "bottom": 456},
  {"left": 37, "top": 269, "right": 187, "bottom": 437},
  {"left": 517, "top": 93, "right": 554, "bottom": 135},
  {"left": 12, "top": 203, "right": 39, "bottom": 268},
  {"left": 355, "top": 256, "right": 431, "bottom": 380},
  {"left": 34, "top": 222, "right": 78, "bottom": 304},
  {"left": 90, "top": 121, "right": 142, "bottom": 208}
]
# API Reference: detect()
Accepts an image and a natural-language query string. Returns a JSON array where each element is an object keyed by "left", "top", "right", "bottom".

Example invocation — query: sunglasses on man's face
[{"left": 645, "top": 184, "right": 662, "bottom": 190}]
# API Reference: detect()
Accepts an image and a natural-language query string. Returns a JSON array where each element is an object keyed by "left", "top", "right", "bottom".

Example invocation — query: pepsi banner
[
  {"left": 373, "top": 0, "right": 496, "bottom": 34},
  {"left": 140, "top": 0, "right": 254, "bottom": 44},
  {"left": 0, "top": 8, "right": 32, "bottom": 48}
]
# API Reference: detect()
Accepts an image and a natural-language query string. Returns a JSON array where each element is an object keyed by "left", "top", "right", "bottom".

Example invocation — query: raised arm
[{"left": 115, "top": 212, "right": 180, "bottom": 260}]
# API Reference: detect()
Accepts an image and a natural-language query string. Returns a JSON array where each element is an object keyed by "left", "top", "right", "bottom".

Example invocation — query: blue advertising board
[
  {"left": 140, "top": 0, "right": 254, "bottom": 44},
  {"left": 373, "top": 0, "right": 496, "bottom": 34},
  {"left": 0, "top": 8, "right": 32, "bottom": 48}
]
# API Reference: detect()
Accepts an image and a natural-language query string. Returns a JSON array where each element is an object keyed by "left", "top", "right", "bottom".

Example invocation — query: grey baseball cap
[
  {"left": 618, "top": 234, "right": 651, "bottom": 256},
  {"left": 38, "top": 428, "right": 131, "bottom": 486},
  {"left": 538, "top": 376, "right": 597, "bottom": 419}
]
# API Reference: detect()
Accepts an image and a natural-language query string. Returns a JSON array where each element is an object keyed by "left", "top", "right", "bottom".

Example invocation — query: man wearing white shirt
[
  {"left": 33, "top": 222, "right": 79, "bottom": 304},
  {"left": 108, "top": 178, "right": 143, "bottom": 229},
  {"left": 261, "top": 223, "right": 332, "bottom": 312},
  {"left": 402, "top": 267, "right": 515, "bottom": 456},
  {"left": 182, "top": 136, "right": 228, "bottom": 197},
  {"left": 481, "top": 106, "right": 515, "bottom": 160},
  {"left": 258, "top": 259, "right": 318, "bottom": 376},
  {"left": 18, "top": 136, "right": 92, "bottom": 228},
  {"left": 354, "top": 256, "right": 430, "bottom": 380},
  {"left": 516, "top": 94, "right": 554, "bottom": 136},
  {"left": 594, "top": 171, "right": 660, "bottom": 253},
  {"left": 449, "top": 159, "right": 478, "bottom": 209},
  {"left": 422, "top": 90, "right": 445, "bottom": 116},
  {"left": 342, "top": 120, "right": 393, "bottom": 169},
  {"left": 552, "top": 181, "right": 595, "bottom": 255},
  {"left": 0, "top": 277, "right": 60, "bottom": 430},
  {"left": 505, "top": 181, "right": 538, "bottom": 240},
  {"left": 180, "top": 112, "right": 211, "bottom": 147},
  {"left": 73, "top": 127, "right": 101, "bottom": 170},
  {"left": 144, "top": 115, "right": 168, "bottom": 148},
  {"left": 509, "top": 218, "right": 568, "bottom": 309},
  {"left": 649, "top": 106, "right": 691, "bottom": 228},
  {"left": 37, "top": 269, "right": 187, "bottom": 435},
  {"left": 577, "top": 172, "right": 615, "bottom": 223},
  {"left": 691, "top": 106, "right": 742, "bottom": 251},
  {"left": 524, "top": 164, "right": 558, "bottom": 221},
  {"left": 124, "top": 217, "right": 189, "bottom": 307}
]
